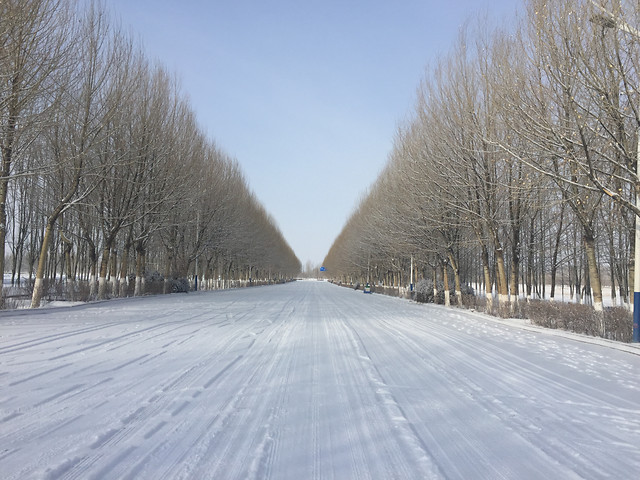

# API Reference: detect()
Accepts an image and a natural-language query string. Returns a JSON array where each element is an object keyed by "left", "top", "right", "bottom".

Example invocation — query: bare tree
[
  {"left": 31, "top": 3, "right": 123, "bottom": 307},
  {"left": 0, "top": 0, "right": 72, "bottom": 306}
]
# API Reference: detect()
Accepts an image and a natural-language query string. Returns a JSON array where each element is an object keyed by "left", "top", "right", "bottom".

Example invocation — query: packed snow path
[{"left": 1, "top": 282, "right": 639, "bottom": 479}]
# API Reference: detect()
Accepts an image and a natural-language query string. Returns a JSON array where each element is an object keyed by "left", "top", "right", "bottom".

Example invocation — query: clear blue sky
[{"left": 107, "top": 0, "right": 522, "bottom": 267}]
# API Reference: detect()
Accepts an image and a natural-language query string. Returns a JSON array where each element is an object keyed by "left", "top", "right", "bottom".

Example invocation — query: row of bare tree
[
  {"left": 323, "top": 0, "right": 639, "bottom": 333},
  {"left": 1, "top": 0, "right": 300, "bottom": 308}
]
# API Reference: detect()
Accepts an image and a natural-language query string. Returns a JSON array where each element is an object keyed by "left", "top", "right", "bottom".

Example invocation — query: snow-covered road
[{"left": 1, "top": 281, "right": 639, "bottom": 479}]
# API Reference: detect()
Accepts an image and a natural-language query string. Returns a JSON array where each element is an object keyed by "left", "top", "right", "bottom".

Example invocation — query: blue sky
[{"left": 107, "top": 0, "right": 522, "bottom": 267}]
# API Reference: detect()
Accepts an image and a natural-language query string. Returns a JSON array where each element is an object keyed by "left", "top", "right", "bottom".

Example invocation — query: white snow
[{"left": 1, "top": 281, "right": 639, "bottom": 479}]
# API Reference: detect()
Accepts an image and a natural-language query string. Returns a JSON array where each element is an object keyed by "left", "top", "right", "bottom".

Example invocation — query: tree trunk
[
  {"left": 509, "top": 251, "right": 519, "bottom": 310},
  {"left": 610, "top": 268, "right": 617, "bottom": 307},
  {"left": 16, "top": 247, "right": 24, "bottom": 288},
  {"left": 583, "top": 232, "right": 605, "bottom": 335},
  {"left": 0, "top": 93, "right": 21, "bottom": 309},
  {"left": 1, "top": 180, "right": 9, "bottom": 308},
  {"left": 432, "top": 265, "right": 438, "bottom": 301},
  {"left": 62, "top": 234, "right": 74, "bottom": 301},
  {"left": 550, "top": 207, "right": 564, "bottom": 301},
  {"left": 443, "top": 261, "right": 450, "bottom": 307},
  {"left": 119, "top": 244, "right": 130, "bottom": 298},
  {"left": 97, "top": 245, "right": 110, "bottom": 300},
  {"left": 30, "top": 219, "right": 56, "bottom": 308},
  {"left": 110, "top": 249, "right": 118, "bottom": 297},
  {"left": 89, "top": 255, "right": 98, "bottom": 299},
  {"left": 135, "top": 243, "right": 145, "bottom": 296},
  {"left": 448, "top": 250, "right": 463, "bottom": 307},
  {"left": 480, "top": 244, "right": 493, "bottom": 313},
  {"left": 526, "top": 216, "right": 535, "bottom": 302},
  {"left": 572, "top": 229, "right": 581, "bottom": 304},
  {"left": 164, "top": 248, "right": 172, "bottom": 294},
  {"left": 495, "top": 248, "right": 509, "bottom": 310}
]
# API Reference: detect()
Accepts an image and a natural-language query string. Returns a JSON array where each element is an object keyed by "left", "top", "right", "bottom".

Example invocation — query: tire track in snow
[
  {"left": 92, "top": 307, "right": 282, "bottom": 479},
  {"left": 0, "top": 301, "right": 202, "bottom": 357},
  {"left": 2, "top": 301, "right": 268, "bottom": 480},
  {"left": 337, "top": 313, "right": 445, "bottom": 479},
  {"left": 367, "top": 302, "right": 632, "bottom": 479},
  {"left": 367, "top": 313, "right": 568, "bottom": 479},
  {"left": 0, "top": 321, "right": 123, "bottom": 355},
  {"left": 325, "top": 291, "right": 562, "bottom": 479},
  {"left": 177, "top": 308, "right": 297, "bottom": 480},
  {"left": 46, "top": 310, "right": 216, "bottom": 360},
  {"left": 2, "top": 311, "right": 230, "bottom": 445},
  {"left": 418, "top": 312, "right": 637, "bottom": 479},
  {"left": 8, "top": 362, "right": 73, "bottom": 386},
  {"left": 39, "top": 347, "right": 246, "bottom": 477},
  {"left": 138, "top": 299, "right": 299, "bottom": 480}
]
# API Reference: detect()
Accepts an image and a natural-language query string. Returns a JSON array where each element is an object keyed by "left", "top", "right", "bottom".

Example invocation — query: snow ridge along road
[{"left": 1, "top": 281, "right": 639, "bottom": 479}]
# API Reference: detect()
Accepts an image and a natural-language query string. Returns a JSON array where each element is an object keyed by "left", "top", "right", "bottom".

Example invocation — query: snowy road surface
[{"left": 1, "top": 281, "right": 639, "bottom": 479}]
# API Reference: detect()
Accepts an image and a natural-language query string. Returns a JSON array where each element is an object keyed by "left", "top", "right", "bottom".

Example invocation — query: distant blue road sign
[{"left": 320, "top": 266, "right": 326, "bottom": 272}]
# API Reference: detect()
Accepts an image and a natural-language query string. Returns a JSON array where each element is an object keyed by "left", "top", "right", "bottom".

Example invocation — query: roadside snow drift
[{"left": 1, "top": 281, "right": 639, "bottom": 479}]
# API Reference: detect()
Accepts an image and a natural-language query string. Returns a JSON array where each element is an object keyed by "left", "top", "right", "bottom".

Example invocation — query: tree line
[
  {"left": 1, "top": 0, "right": 301, "bottom": 308},
  {"left": 323, "top": 0, "right": 639, "bottom": 336}
]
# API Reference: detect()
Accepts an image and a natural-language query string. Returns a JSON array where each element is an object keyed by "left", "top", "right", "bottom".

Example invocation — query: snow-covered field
[{"left": 1, "top": 281, "right": 639, "bottom": 479}]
